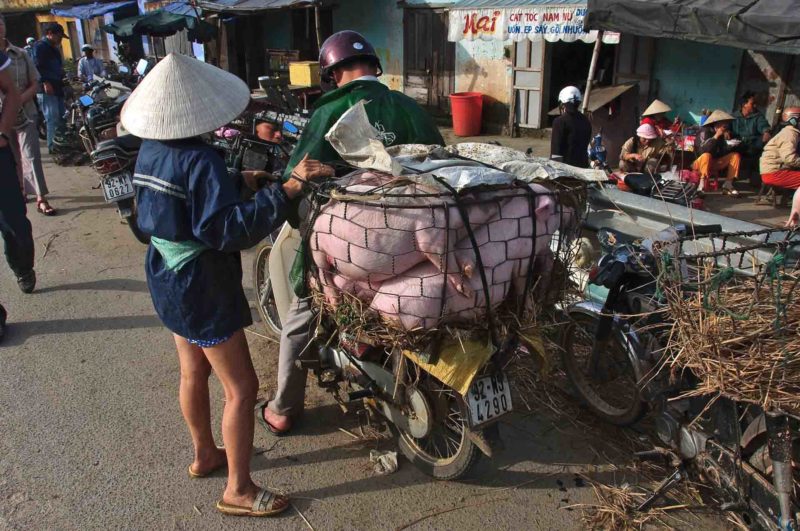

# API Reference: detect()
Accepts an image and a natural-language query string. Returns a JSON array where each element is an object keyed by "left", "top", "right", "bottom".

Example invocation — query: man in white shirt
[{"left": 77, "top": 44, "right": 105, "bottom": 82}]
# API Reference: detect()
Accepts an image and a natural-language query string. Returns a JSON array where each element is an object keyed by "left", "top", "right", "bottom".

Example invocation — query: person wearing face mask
[
  {"left": 256, "top": 30, "right": 444, "bottom": 437},
  {"left": 619, "top": 123, "right": 671, "bottom": 174}
]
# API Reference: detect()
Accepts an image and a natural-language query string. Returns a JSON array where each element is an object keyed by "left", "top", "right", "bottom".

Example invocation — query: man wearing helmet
[
  {"left": 77, "top": 44, "right": 105, "bottom": 83},
  {"left": 257, "top": 30, "right": 444, "bottom": 435},
  {"left": 550, "top": 86, "right": 592, "bottom": 168},
  {"left": 761, "top": 108, "right": 800, "bottom": 223},
  {"left": 23, "top": 38, "right": 35, "bottom": 57}
]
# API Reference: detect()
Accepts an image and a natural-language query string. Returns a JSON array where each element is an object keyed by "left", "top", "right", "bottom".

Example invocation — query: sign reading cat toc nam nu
[{"left": 448, "top": 5, "right": 619, "bottom": 44}]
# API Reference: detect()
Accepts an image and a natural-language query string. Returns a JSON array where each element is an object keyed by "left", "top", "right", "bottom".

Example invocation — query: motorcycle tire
[
  {"left": 252, "top": 242, "right": 282, "bottom": 339},
  {"left": 561, "top": 312, "right": 646, "bottom": 426},
  {"left": 38, "top": 119, "right": 47, "bottom": 141},
  {"left": 124, "top": 211, "right": 150, "bottom": 245},
  {"left": 393, "top": 380, "right": 481, "bottom": 480}
]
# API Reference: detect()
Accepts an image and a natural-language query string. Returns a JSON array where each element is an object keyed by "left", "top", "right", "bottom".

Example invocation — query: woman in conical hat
[
  {"left": 640, "top": 99, "right": 681, "bottom": 137},
  {"left": 121, "top": 53, "right": 332, "bottom": 517}
]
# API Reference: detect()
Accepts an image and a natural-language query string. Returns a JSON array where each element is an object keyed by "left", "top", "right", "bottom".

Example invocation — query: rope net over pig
[{"left": 304, "top": 169, "right": 585, "bottom": 347}]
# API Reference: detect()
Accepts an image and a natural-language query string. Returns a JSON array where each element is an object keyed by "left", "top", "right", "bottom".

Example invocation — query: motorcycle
[
  {"left": 252, "top": 163, "right": 583, "bottom": 479},
  {"left": 561, "top": 224, "right": 800, "bottom": 529},
  {"left": 50, "top": 94, "right": 92, "bottom": 166},
  {"left": 87, "top": 121, "right": 147, "bottom": 244}
]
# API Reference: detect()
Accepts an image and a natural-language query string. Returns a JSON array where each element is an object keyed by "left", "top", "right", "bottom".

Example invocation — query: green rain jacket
[{"left": 286, "top": 78, "right": 444, "bottom": 296}]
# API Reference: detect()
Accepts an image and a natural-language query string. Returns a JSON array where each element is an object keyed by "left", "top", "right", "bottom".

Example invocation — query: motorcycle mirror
[
  {"left": 135, "top": 58, "right": 149, "bottom": 76},
  {"left": 118, "top": 65, "right": 130, "bottom": 74},
  {"left": 79, "top": 95, "right": 95, "bottom": 107},
  {"left": 283, "top": 121, "right": 299, "bottom": 135}
]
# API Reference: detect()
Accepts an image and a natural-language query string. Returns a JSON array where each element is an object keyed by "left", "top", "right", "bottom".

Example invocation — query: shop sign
[{"left": 448, "top": 6, "right": 619, "bottom": 44}]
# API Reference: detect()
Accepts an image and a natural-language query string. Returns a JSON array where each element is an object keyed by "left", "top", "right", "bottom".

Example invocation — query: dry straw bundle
[{"left": 657, "top": 237, "right": 800, "bottom": 412}]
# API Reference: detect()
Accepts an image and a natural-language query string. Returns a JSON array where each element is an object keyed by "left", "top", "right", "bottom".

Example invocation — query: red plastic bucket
[{"left": 449, "top": 92, "right": 483, "bottom": 137}]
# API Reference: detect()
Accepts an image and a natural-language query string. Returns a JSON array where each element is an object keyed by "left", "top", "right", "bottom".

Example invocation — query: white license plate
[
  {"left": 102, "top": 172, "right": 134, "bottom": 202},
  {"left": 467, "top": 373, "right": 513, "bottom": 426}
]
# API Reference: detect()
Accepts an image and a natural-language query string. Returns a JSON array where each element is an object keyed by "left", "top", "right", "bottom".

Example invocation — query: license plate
[
  {"left": 467, "top": 373, "right": 513, "bottom": 426},
  {"left": 102, "top": 172, "right": 134, "bottom": 202}
]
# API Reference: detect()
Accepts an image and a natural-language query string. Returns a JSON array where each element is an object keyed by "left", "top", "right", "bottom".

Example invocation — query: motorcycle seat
[{"left": 95, "top": 134, "right": 142, "bottom": 153}]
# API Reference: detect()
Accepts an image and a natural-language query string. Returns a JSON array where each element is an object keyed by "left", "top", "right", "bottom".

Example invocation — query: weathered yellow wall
[
  {"left": 34, "top": 14, "right": 76, "bottom": 59},
  {"left": 455, "top": 39, "right": 512, "bottom": 125},
  {"left": 1, "top": 0, "right": 60, "bottom": 10}
]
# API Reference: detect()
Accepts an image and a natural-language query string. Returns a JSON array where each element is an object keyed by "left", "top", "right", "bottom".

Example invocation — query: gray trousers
[
  {"left": 269, "top": 296, "right": 316, "bottom": 417},
  {"left": 10, "top": 121, "right": 48, "bottom": 197}
]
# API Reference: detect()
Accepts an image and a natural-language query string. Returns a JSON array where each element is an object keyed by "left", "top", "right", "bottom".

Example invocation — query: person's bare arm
[
  {"left": 0, "top": 69, "right": 20, "bottom": 147},
  {"left": 283, "top": 154, "right": 334, "bottom": 199}
]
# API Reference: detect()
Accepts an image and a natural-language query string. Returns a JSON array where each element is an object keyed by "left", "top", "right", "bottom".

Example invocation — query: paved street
[{"left": 0, "top": 153, "right": 706, "bottom": 531}]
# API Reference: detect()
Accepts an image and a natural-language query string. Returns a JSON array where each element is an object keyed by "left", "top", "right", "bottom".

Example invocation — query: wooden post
[
  {"left": 774, "top": 55, "right": 797, "bottom": 128},
  {"left": 507, "top": 42, "right": 517, "bottom": 137},
  {"left": 314, "top": 3, "right": 323, "bottom": 54},
  {"left": 582, "top": 30, "right": 604, "bottom": 114}
]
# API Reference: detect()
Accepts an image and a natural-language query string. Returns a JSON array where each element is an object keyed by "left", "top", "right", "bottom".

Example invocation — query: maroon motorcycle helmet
[{"left": 319, "top": 30, "right": 383, "bottom": 91}]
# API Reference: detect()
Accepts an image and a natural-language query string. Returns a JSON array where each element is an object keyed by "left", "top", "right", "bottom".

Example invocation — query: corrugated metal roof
[
  {"left": 453, "top": 0, "right": 586, "bottom": 7},
  {"left": 51, "top": 0, "right": 135, "bottom": 19},
  {"left": 548, "top": 83, "right": 637, "bottom": 115},
  {"left": 196, "top": 0, "right": 313, "bottom": 12}
]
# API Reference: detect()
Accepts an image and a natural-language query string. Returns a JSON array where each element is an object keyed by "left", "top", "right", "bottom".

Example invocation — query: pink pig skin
[
  {"left": 310, "top": 183, "right": 502, "bottom": 294},
  {"left": 370, "top": 261, "right": 510, "bottom": 331}
]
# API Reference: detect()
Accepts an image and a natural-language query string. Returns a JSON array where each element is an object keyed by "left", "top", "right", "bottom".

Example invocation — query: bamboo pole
[
  {"left": 582, "top": 30, "right": 604, "bottom": 114},
  {"left": 314, "top": 3, "right": 323, "bottom": 53}
]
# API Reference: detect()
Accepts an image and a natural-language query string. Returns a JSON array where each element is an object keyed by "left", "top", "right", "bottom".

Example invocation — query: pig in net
[{"left": 304, "top": 169, "right": 584, "bottom": 345}]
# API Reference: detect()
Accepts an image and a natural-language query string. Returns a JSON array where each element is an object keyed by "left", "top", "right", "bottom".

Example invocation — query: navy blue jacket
[
  {"left": 32, "top": 38, "right": 64, "bottom": 97},
  {"left": 135, "top": 138, "right": 291, "bottom": 340}
]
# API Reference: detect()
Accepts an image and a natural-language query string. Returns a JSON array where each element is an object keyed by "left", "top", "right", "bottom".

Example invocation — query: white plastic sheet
[{"left": 325, "top": 100, "right": 402, "bottom": 175}]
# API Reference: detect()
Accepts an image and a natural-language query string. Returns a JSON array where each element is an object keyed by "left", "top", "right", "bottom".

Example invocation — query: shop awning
[
  {"left": 51, "top": 0, "right": 136, "bottom": 19},
  {"left": 547, "top": 83, "right": 636, "bottom": 115},
  {"left": 586, "top": 0, "right": 800, "bottom": 55},
  {"left": 448, "top": 0, "right": 619, "bottom": 44},
  {"left": 196, "top": 0, "right": 314, "bottom": 13},
  {"left": 102, "top": 9, "right": 216, "bottom": 42}
]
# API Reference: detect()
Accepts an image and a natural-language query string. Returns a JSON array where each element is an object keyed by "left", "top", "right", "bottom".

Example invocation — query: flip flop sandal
[
  {"left": 188, "top": 447, "right": 227, "bottom": 478},
  {"left": 36, "top": 201, "right": 56, "bottom": 216},
  {"left": 254, "top": 399, "right": 290, "bottom": 437},
  {"left": 216, "top": 488, "right": 290, "bottom": 517}
]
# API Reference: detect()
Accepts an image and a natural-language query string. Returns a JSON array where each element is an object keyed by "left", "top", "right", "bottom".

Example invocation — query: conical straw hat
[
  {"left": 704, "top": 109, "right": 735, "bottom": 127},
  {"left": 121, "top": 53, "right": 250, "bottom": 140},
  {"left": 642, "top": 99, "right": 671, "bottom": 116}
]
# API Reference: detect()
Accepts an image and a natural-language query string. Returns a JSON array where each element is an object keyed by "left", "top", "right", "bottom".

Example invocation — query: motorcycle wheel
[
  {"left": 395, "top": 378, "right": 481, "bottom": 480},
  {"left": 120, "top": 199, "right": 149, "bottom": 245},
  {"left": 252, "top": 242, "right": 281, "bottom": 339},
  {"left": 561, "top": 312, "right": 646, "bottom": 426},
  {"left": 38, "top": 118, "right": 47, "bottom": 141}
]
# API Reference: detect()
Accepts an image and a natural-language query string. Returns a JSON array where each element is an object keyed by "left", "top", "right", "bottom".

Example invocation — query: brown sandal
[
  {"left": 216, "top": 488, "right": 290, "bottom": 517},
  {"left": 36, "top": 200, "right": 56, "bottom": 216}
]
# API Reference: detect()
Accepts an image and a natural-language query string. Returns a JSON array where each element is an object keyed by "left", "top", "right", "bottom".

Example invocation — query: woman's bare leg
[
  {"left": 202, "top": 330, "right": 289, "bottom": 510},
  {"left": 174, "top": 334, "right": 226, "bottom": 475}
]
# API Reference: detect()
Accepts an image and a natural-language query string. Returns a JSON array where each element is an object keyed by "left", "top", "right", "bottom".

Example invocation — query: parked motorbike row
[{"left": 562, "top": 223, "right": 800, "bottom": 530}]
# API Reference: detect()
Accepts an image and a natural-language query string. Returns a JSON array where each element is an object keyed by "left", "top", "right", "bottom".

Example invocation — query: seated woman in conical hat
[
  {"left": 641, "top": 99, "right": 682, "bottom": 137},
  {"left": 120, "top": 53, "right": 333, "bottom": 517}
]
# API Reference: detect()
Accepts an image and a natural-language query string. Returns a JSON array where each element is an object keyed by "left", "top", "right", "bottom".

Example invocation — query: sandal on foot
[
  {"left": 216, "top": 488, "right": 290, "bottom": 517},
  {"left": 722, "top": 183, "right": 740, "bottom": 196},
  {"left": 254, "top": 399, "right": 290, "bottom": 436},
  {"left": 36, "top": 200, "right": 56, "bottom": 216},
  {"left": 188, "top": 447, "right": 227, "bottom": 478}
]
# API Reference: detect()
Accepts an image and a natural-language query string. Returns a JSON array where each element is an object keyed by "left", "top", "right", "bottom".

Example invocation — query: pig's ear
[{"left": 535, "top": 196, "right": 556, "bottom": 218}]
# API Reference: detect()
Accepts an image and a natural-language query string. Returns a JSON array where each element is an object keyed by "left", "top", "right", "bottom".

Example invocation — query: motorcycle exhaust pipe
[{"left": 765, "top": 411, "right": 797, "bottom": 531}]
